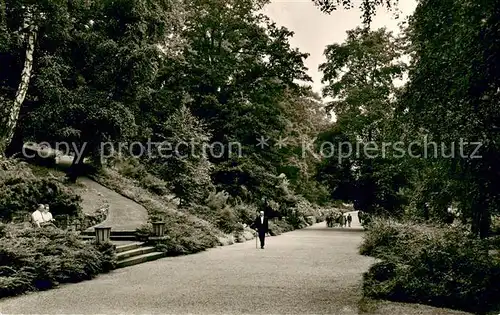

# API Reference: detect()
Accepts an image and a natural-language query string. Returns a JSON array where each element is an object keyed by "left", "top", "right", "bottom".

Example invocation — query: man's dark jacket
[{"left": 251, "top": 216, "right": 269, "bottom": 234}]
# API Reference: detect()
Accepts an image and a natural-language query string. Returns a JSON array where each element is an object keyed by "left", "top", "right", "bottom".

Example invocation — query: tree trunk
[
  {"left": 471, "top": 204, "right": 490, "bottom": 239},
  {"left": 0, "top": 9, "right": 37, "bottom": 155},
  {"left": 5, "top": 124, "right": 26, "bottom": 157},
  {"left": 66, "top": 155, "right": 84, "bottom": 183},
  {"left": 66, "top": 142, "right": 91, "bottom": 183},
  {"left": 470, "top": 189, "right": 491, "bottom": 239},
  {"left": 474, "top": 149, "right": 494, "bottom": 238}
]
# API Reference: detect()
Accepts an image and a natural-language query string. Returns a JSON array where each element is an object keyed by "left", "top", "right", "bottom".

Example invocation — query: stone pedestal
[
  {"left": 95, "top": 226, "right": 111, "bottom": 244},
  {"left": 152, "top": 221, "right": 165, "bottom": 237}
]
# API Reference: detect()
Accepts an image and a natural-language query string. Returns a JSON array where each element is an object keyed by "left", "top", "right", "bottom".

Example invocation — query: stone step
[
  {"left": 116, "top": 252, "right": 166, "bottom": 269},
  {"left": 117, "top": 246, "right": 156, "bottom": 260},
  {"left": 115, "top": 242, "right": 145, "bottom": 253},
  {"left": 81, "top": 230, "right": 136, "bottom": 236},
  {"left": 80, "top": 234, "right": 137, "bottom": 241}
]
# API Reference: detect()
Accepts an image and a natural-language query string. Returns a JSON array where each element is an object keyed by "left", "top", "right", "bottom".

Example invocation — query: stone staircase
[
  {"left": 80, "top": 230, "right": 138, "bottom": 241},
  {"left": 114, "top": 242, "right": 166, "bottom": 269},
  {"left": 80, "top": 231, "right": 167, "bottom": 269},
  {"left": 19, "top": 149, "right": 169, "bottom": 269}
]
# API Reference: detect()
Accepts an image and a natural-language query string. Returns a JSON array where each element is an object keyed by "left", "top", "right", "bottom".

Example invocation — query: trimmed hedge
[
  {"left": 146, "top": 210, "right": 220, "bottom": 256},
  {"left": 268, "top": 220, "right": 294, "bottom": 236}
]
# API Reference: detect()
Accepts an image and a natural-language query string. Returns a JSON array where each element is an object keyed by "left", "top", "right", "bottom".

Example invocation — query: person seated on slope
[{"left": 31, "top": 204, "right": 56, "bottom": 228}]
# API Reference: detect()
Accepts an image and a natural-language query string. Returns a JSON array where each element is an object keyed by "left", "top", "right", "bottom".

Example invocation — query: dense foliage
[
  {"left": 0, "top": 224, "right": 116, "bottom": 298},
  {"left": 0, "top": 0, "right": 332, "bottom": 221},
  {"left": 360, "top": 219, "right": 500, "bottom": 313},
  {"left": 0, "top": 159, "right": 81, "bottom": 221},
  {"left": 314, "top": 0, "right": 500, "bottom": 239},
  {"left": 316, "top": 26, "right": 407, "bottom": 216},
  {"left": 312, "top": 0, "right": 500, "bottom": 311},
  {"left": 398, "top": 0, "right": 500, "bottom": 237},
  {"left": 2, "top": 0, "right": 500, "bottom": 311}
]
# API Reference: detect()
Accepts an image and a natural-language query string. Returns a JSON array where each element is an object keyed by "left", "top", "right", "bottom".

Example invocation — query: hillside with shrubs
[
  {"left": 2, "top": 0, "right": 500, "bottom": 312},
  {"left": 0, "top": 0, "right": 336, "bottom": 298}
]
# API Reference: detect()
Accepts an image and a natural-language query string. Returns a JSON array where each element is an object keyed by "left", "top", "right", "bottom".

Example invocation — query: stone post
[
  {"left": 152, "top": 221, "right": 165, "bottom": 237},
  {"left": 95, "top": 226, "right": 111, "bottom": 244}
]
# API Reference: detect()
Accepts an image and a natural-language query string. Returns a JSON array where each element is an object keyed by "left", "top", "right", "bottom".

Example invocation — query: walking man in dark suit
[{"left": 251, "top": 210, "right": 269, "bottom": 249}]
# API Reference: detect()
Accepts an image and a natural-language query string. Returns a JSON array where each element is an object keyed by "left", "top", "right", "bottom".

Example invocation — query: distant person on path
[
  {"left": 31, "top": 204, "right": 55, "bottom": 228},
  {"left": 347, "top": 214, "right": 352, "bottom": 227},
  {"left": 251, "top": 210, "right": 269, "bottom": 249},
  {"left": 339, "top": 214, "right": 345, "bottom": 228},
  {"left": 326, "top": 213, "right": 333, "bottom": 227}
]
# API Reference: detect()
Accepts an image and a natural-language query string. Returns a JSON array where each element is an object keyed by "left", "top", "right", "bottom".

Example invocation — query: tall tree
[
  {"left": 1, "top": 0, "right": 186, "bottom": 181},
  {"left": 0, "top": 5, "right": 39, "bottom": 154},
  {"left": 0, "top": 0, "right": 70, "bottom": 155},
  {"left": 318, "top": 27, "right": 407, "bottom": 214},
  {"left": 172, "top": 0, "right": 312, "bottom": 204},
  {"left": 400, "top": 0, "right": 500, "bottom": 237}
]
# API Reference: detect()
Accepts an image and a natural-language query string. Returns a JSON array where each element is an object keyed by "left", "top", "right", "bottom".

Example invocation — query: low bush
[
  {"left": 0, "top": 159, "right": 82, "bottom": 221},
  {"left": 304, "top": 216, "right": 315, "bottom": 225},
  {"left": 359, "top": 218, "right": 429, "bottom": 259},
  {"left": 491, "top": 215, "right": 500, "bottom": 235},
  {"left": 188, "top": 204, "right": 239, "bottom": 235},
  {"left": 135, "top": 223, "right": 153, "bottom": 242},
  {"left": 187, "top": 191, "right": 247, "bottom": 234},
  {"left": 234, "top": 226, "right": 255, "bottom": 243},
  {"left": 152, "top": 212, "right": 220, "bottom": 255},
  {"left": 281, "top": 196, "right": 325, "bottom": 229},
  {"left": 486, "top": 234, "right": 500, "bottom": 250},
  {"left": 361, "top": 219, "right": 500, "bottom": 314},
  {"left": 268, "top": 221, "right": 282, "bottom": 236},
  {"left": 0, "top": 224, "right": 115, "bottom": 298},
  {"left": 112, "top": 158, "right": 171, "bottom": 196},
  {"left": 233, "top": 203, "right": 258, "bottom": 226},
  {"left": 286, "top": 214, "right": 309, "bottom": 229},
  {"left": 268, "top": 220, "right": 294, "bottom": 236},
  {"left": 93, "top": 169, "right": 222, "bottom": 255},
  {"left": 138, "top": 211, "right": 220, "bottom": 256}
]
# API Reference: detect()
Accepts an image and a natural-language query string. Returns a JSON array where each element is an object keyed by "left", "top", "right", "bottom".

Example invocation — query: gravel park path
[{"left": 0, "top": 212, "right": 470, "bottom": 314}]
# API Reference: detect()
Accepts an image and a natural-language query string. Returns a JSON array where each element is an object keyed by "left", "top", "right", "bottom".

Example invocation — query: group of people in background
[
  {"left": 325, "top": 211, "right": 353, "bottom": 228},
  {"left": 246, "top": 200, "right": 365, "bottom": 250}
]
